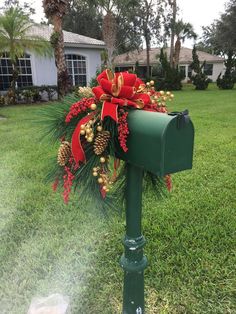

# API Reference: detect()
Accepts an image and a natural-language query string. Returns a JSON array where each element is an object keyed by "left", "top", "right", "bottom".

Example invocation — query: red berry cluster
[
  {"left": 165, "top": 174, "right": 172, "bottom": 192},
  {"left": 52, "top": 177, "right": 59, "bottom": 192},
  {"left": 63, "top": 165, "right": 75, "bottom": 203},
  {"left": 157, "top": 106, "right": 168, "bottom": 113},
  {"left": 118, "top": 109, "right": 129, "bottom": 152},
  {"left": 144, "top": 103, "right": 159, "bottom": 112},
  {"left": 65, "top": 97, "right": 95, "bottom": 123}
]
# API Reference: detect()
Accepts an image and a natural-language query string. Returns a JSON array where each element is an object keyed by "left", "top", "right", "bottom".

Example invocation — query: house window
[
  {"left": 136, "top": 66, "right": 152, "bottom": 79},
  {"left": 179, "top": 66, "right": 186, "bottom": 78},
  {"left": 115, "top": 66, "right": 133, "bottom": 72},
  {"left": 204, "top": 64, "right": 213, "bottom": 76},
  {"left": 187, "top": 66, "right": 192, "bottom": 78},
  {"left": 0, "top": 53, "right": 33, "bottom": 90},
  {"left": 65, "top": 54, "right": 87, "bottom": 86}
]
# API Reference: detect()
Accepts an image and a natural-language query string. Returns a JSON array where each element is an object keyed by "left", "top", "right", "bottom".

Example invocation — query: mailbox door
[{"left": 163, "top": 117, "right": 194, "bottom": 175}]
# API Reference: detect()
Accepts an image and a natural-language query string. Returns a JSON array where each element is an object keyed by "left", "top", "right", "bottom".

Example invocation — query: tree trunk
[
  {"left": 169, "top": 0, "right": 177, "bottom": 68},
  {"left": 145, "top": 35, "right": 150, "bottom": 79},
  {"left": 52, "top": 15, "right": 71, "bottom": 98},
  {"left": 173, "top": 37, "right": 181, "bottom": 68},
  {"left": 102, "top": 11, "right": 117, "bottom": 70},
  {"left": 7, "top": 61, "right": 18, "bottom": 104}
]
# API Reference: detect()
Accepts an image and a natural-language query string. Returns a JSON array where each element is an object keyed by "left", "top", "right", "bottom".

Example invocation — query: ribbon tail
[
  {"left": 71, "top": 113, "right": 95, "bottom": 164},
  {"left": 101, "top": 101, "right": 118, "bottom": 122}
]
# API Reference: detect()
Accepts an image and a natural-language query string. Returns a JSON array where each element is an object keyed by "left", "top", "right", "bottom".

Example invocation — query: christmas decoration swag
[{"left": 44, "top": 70, "right": 174, "bottom": 209}]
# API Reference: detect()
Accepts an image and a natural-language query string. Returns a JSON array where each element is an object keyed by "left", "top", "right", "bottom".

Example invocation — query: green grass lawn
[{"left": 0, "top": 86, "right": 236, "bottom": 314}]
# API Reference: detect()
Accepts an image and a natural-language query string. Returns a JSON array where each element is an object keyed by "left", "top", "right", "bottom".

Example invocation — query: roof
[
  {"left": 28, "top": 25, "right": 105, "bottom": 49},
  {"left": 114, "top": 47, "right": 224, "bottom": 66}
]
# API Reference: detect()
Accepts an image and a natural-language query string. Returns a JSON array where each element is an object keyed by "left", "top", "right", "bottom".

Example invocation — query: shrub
[
  {"left": 0, "top": 95, "right": 5, "bottom": 107},
  {"left": 190, "top": 46, "right": 210, "bottom": 90},
  {"left": 21, "top": 89, "right": 33, "bottom": 103},
  {"left": 217, "top": 51, "right": 235, "bottom": 90},
  {"left": 39, "top": 85, "right": 58, "bottom": 101},
  {"left": 154, "top": 49, "right": 183, "bottom": 91},
  {"left": 217, "top": 73, "right": 235, "bottom": 89}
]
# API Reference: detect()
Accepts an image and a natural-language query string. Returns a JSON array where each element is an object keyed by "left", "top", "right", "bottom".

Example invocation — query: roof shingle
[
  {"left": 28, "top": 25, "right": 105, "bottom": 48},
  {"left": 114, "top": 47, "right": 224, "bottom": 65}
]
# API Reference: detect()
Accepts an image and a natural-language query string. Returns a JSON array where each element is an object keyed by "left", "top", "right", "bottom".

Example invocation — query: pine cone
[
  {"left": 57, "top": 141, "right": 71, "bottom": 166},
  {"left": 94, "top": 131, "right": 110, "bottom": 155}
]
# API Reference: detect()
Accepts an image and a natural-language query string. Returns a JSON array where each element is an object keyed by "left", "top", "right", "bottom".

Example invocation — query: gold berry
[
  {"left": 170, "top": 94, "right": 174, "bottom": 99},
  {"left": 97, "top": 125, "right": 103, "bottom": 132},
  {"left": 93, "top": 171, "right": 98, "bottom": 177},
  {"left": 100, "top": 157, "right": 106, "bottom": 163},
  {"left": 90, "top": 103, "right": 97, "bottom": 110},
  {"left": 80, "top": 130, "right": 85, "bottom": 135},
  {"left": 87, "top": 137, "right": 93, "bottom": 142},
  {"left": 80, "top": 124, "right": 85, "bottom": 130},
  {"left": 150, "top": 80, "right": 154, "bottom": 85},
  {"left": 98, "top": 177, "right": 103, "bottom": 184},
  {"left": 166, "top": 91, "right": 171, "bottom": 96},
  {"left": 160, "top": 91, "right": 165, "bottom": 96},
  {"left": 146, "top": 82, "right": 150, "bottom": 87}
]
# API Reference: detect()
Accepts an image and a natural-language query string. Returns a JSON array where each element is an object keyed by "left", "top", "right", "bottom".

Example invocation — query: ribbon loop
[{"left": 92, "top": 70, "right": 151, "bottom": 122}]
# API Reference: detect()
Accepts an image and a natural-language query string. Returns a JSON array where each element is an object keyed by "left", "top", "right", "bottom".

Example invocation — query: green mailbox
[
  {"left": 117, "top": 110, "right": 194, "bottom": 176},
  {"left": 117, "top": 109, "right": 194, "bottom": 314}
]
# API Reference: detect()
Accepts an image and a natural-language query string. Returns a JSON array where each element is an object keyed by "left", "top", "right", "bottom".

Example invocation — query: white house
[
  {"left": 0, "top": 25, "right": 105, "bottom": 91},
  {"left": 114, "top": 47, "right": 225, "bottom": 82}
]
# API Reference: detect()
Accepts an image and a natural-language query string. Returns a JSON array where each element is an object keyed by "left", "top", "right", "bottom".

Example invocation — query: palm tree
[
  {"left": 0, "top": 7, "right": 52, "bottom": 104},
  {"left": 173, "top": 20, "right": 197, "bottom": 67},
  {"left": 168, "top": 0, "right": 177, "bottom": 68},
  {"left": 43, "top": 0, "right": 70, "bottom": 98}
]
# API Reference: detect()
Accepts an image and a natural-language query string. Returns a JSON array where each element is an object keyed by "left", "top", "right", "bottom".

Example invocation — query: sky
[{"left": 14, "top": 0, "right": 226, "bottom": 48}]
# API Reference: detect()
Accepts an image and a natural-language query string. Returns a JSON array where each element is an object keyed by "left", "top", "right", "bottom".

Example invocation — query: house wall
[
  {"left": 179, "top": 62, "right": 225, "bottom": 83},
  {"left": 31, "top": 47, "right": 103, "bottom": 86},
  {"left": 211, "top": 63, "right": 225, "bottom": 82}
]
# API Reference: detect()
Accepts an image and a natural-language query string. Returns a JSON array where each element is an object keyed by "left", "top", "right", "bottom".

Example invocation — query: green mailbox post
[{"left": 117, "top": 110, "right": 194, "bottom": 314}]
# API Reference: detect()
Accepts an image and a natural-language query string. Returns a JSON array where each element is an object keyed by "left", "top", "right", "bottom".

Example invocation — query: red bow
[{"left": 92, "top": 70, "right": 151, "bottom": 122}]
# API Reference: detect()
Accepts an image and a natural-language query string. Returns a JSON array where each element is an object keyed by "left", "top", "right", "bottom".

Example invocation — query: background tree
[
  {"left": 63, "top": 0, "right": 169, "bottom": 75},
  {"left": 199, "top": 1, "right": 236, "bottom": 55},
  {"left": 43, "top": 0, "right": 71, "bottom": 98},
  {"left": 115, "top": 1, "right": 143, "bottom": 54},
  {"left": 134, "top": 0, "right": 169, "bottom": 79},
  {"left": 0, "top": 6, "right": 51, "bottom": 104},
  {"left": 190, "top": 45, "right": 210, "bottom": 90},
  {"left": 199, "top": 0, "right": 236, "bottom": 89},
  {"left": 2, "top": 0, "right": 35, "bottom": 15},
  {"left": 63, "top": 0, "right": 142, "bottom": 55},
  {"left": 173, "top": 20, "right": 197, "bottom": 67},
  {"left": 95, "top": 0, "right": 143, "bottom": 68},
  {"left": 63, "top": 0, "right": 103, "bottom": 40}
]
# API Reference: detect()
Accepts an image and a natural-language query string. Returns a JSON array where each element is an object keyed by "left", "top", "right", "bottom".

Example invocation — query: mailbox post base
[{"left": 120, "top": 163, "right": 147, "bottom": 314}]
